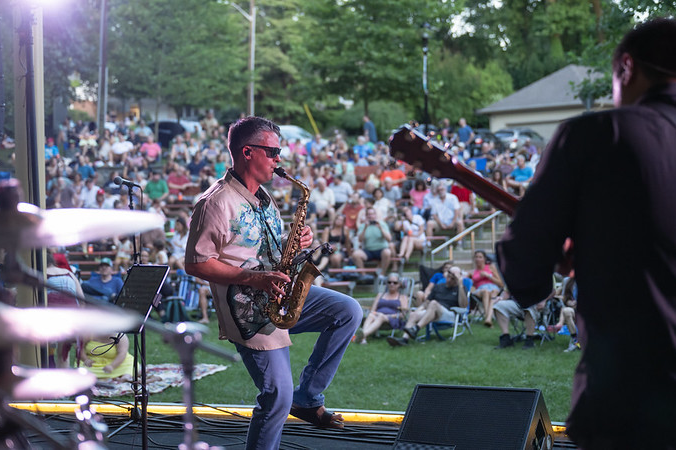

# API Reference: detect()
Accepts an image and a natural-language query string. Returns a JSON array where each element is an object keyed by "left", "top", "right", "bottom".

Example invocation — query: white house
[{"left": 477, "top": 64, "right": 613, "bottom": 140}]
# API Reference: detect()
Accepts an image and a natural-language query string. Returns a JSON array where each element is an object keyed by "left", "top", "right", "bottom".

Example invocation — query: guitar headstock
[
  {"left": 388, "top": 124, "right": 519, "bottom": 215},
  {"left": 389, "top": 125, "right": 464, "bottom": 180}
]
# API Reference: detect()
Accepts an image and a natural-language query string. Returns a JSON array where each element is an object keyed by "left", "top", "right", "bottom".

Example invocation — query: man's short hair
[
  {"left": 613, "top": 18, "right": 676, "bottom": 82},
  {"left": 227, "top": 116, "right": 280, "bottom": 163}
]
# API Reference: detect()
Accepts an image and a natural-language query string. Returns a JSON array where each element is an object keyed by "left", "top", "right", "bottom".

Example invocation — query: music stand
[{"left": 108, "top": 264, "right": 169, "bottom": 450}]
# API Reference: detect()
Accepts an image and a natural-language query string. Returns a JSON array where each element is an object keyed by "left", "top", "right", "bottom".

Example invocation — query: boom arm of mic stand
[{"left": 144, "top": 320, "right": 241, "bottom": 362}]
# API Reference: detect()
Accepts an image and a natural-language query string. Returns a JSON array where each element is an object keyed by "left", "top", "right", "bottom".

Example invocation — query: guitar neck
[{"left": 389, "top": 125, "right": 518, "bottom": 216}]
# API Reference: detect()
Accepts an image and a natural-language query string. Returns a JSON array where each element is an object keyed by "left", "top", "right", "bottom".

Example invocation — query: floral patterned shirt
[{"left": 185, "top": 170, "right": 291, "bottom": 350}]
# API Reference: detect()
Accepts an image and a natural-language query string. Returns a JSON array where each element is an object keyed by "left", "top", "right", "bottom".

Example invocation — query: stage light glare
[{"left": 22, "top": 0, "right": 62, "bottom": 8}]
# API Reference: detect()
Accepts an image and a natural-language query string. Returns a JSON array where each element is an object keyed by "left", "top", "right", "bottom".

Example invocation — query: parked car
[
  {"left": 148, "top": 120, "right": 203, "bottom": 148},
  {"left": 494, "top": 127, "right": 546, "bottom": 151},
  {"left": 179, "top": 120, "right": 203, "bottom": 136},
  {"left": 279, "top": 125, "right": 314, "bottom": 145},
  {"left": 468, "top": 128, "right": 505, "bottom": 157},
  {"left": 148, "top": 121, "right": 185, "bottom": 148}
]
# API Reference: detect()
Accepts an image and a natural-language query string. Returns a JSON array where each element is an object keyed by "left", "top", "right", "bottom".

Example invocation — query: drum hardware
[
  {"left": 145, "top": 320, "right": 240, "bottom": 449},
  {"left": 0, "top": 179, "right": 240, "bottom": 448}
]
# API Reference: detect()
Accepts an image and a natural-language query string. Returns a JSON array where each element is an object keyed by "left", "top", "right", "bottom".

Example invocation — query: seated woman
[
  {"left": 397, "top": 206, "right": 427, "bottom": 262},
  {"left": 471, "top": 250, "right": 503, "bottom": 327},
  {"left": 358, "top": 273, "right": 409, "bottom": 344},
  {"left": 168, "top": 217, "right": 189, "bottom": 270},
  {"left": 408, "top": 179, "right": 429, "bottom": 216},
  {"left": 322, "top": 215, "right": 348, "bottom": 268},
  {"left": 79, "top": 333, "right": 135, "bottom": 381}
]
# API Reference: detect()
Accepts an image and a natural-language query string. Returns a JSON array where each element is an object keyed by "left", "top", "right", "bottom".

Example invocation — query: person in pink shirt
[{"left": 140, "top": 134, "right": 162, "bottom": 163}]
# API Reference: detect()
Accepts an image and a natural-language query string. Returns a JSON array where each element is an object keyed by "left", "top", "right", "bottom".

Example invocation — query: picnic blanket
[{"left": 91, "top": 363, "right": 228, "bottom": 398}]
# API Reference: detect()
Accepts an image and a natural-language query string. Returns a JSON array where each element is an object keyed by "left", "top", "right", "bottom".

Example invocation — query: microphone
[
  {"left": 320, "top": 243, "right": 334, "bottom": 255},
  {"left": 291, "top": 249, "right": 312, "bottom": 266},
  {"left": 113, "top": 176, "right": 141, "bottom": 190}
]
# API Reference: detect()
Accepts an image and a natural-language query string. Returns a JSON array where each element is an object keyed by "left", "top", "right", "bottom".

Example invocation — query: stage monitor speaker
[{"left": 393, "top": 384, "right": 554, "bottom": 450}]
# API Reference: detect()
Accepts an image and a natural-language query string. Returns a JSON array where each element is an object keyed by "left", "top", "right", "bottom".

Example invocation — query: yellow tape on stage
[{"left": 9, "top": 402, "right": 405, "bottom": 424}]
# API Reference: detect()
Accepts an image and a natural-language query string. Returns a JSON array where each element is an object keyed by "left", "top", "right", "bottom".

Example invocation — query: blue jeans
[{"left": 234, "top": 285, "right": 362, "bottom": 450}]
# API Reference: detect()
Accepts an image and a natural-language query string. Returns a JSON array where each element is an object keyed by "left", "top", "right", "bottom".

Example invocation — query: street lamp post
[
  {"left": 422, "top": 24, "right": 430, "bottom": 136},
  {"left": 97, "top": 0, "right": 108, "bottom": 135},
  {"left": 224, "top": 0, "right": 256, "bottom": 116}
]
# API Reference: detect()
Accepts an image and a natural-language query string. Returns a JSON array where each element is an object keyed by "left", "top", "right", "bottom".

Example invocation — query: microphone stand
[
  {"left": 109, "top": 183, "right": 150, "bottom": 450},
  {"left": 126, "top": 184, "right": 141, "bottom": 265}
]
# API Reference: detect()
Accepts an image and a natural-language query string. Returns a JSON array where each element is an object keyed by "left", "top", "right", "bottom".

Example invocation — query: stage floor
[{"left": 16, "top": 403, "right": 579, "bottom": 449}]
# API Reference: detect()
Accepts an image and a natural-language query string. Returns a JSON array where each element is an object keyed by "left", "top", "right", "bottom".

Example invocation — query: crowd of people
[
  {"left": 30, "top": 108, "right": 565, "bottom": 318},
  {"left": 27, "top": 109, "right": 581, "bottom": 354}
]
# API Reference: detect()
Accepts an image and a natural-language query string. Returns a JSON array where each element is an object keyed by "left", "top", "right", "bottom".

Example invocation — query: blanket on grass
[{"left": 91, "top": 363, "right": 228, "bottom": 398}]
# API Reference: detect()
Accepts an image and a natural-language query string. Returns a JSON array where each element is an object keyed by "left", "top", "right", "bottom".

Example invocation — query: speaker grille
[{"left": 397, "top": 385, "right": 539, "bottom": 450}]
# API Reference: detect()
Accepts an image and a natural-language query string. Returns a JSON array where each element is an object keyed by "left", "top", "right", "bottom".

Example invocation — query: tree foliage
[
  {"left": 461, "top": 0, "right": 597, "bottom": 90},
  {"left": 1, "top": 0, "right": 674, "bottom": 138},
  {"left": 107, "top": 0, "right": 244, "bottom": 121},
  {"left": 0, "top": 0, "right": 99, "bottom": 136},
  {"left": 300, "top": 0, "right": 457, "bottom": 117}
]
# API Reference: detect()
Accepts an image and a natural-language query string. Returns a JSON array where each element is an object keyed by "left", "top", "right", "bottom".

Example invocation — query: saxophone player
[{"left": 185, "top": 116, "right": 362, "bottom": 449}]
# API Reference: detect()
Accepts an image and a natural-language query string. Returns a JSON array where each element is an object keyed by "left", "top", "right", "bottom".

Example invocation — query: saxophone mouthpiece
[{"left": 274, "top": 167, "right": 287, "bottom": 177}]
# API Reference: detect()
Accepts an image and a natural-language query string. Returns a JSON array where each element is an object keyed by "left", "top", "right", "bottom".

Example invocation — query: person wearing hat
[
  {"left": 81, "top": 257, "right": 124, "bottom": 302},
  {"left": 88, "top": 188, "right": 113, "bottom": 209}
]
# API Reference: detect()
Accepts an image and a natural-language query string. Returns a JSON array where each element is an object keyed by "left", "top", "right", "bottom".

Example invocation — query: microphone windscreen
[{"left": 113, "top": 176, "right": 123, "bottom": 185}]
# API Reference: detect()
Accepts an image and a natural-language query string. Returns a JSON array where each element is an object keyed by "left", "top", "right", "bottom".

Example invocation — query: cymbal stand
[{"left": 144, "top": 321, "right": 240, "bottom": 450}]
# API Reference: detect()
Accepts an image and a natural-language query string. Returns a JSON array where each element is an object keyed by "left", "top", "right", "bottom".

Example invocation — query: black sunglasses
[
  {"left": 245, "top": 144, "right": 282, "bottom": 159},
  {"left": 387, "top": 281, "right": 399, "bottom": 285}
]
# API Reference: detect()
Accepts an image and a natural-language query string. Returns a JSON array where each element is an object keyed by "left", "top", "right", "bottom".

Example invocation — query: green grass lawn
[{"left": 140, "top": 317, "right": 580, "bottom": 423}]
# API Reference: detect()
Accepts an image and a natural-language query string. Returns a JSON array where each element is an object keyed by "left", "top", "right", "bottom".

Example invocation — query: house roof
[{"left": 477, "top": 64, "right": 611, "bottom": 114}]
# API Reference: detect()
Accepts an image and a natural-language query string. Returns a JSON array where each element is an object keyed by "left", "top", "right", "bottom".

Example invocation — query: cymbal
[
  {"left": 3, "top": 366, "right": 97, "bottom": 401},
  {"left": 4, "top": 202, "right": 165, "bottom": 248},
  {"left": 0, "top": 303, "right": 141, "bottom": 345}
]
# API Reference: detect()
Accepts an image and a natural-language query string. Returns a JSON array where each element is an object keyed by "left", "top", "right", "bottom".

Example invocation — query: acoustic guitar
[{"left": 389, "top": 124, "right": 519, "bottom": 216}]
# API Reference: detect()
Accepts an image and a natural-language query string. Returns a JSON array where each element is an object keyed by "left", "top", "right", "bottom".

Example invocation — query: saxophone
[{"left": 265, "top": 167, "right": 321, "bottom": 329}]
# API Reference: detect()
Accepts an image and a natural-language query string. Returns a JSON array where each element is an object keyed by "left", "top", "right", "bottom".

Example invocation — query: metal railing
[{"left": 429, "top": 210, "right": 506, "bottom": 266}]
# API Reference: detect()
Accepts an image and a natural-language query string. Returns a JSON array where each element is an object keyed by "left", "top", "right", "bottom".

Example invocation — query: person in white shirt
[
  {"left": 426, "top": 184, "right": 463, "bottom": 238},
  {"left": 329, "top": 174, "right": 353, "bottom": 209},
  {"left": 309, "top": 177, "right": 336, "bottom": 223}
]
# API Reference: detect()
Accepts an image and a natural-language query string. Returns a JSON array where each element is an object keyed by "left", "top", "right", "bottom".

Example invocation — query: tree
[
  {"left": 299, "top": 0, "right": 459, "bottom": 117},
  {"left": 427, "top": 51, "right": 513, "bottom": 127},
  {"left": 107, "top": 0, "right": 246, "bottom": 124},
  {"left": 246, "top": 0, "right": 316, "bottom": 122},
  {"left": 461, "top": 0, "right": 596, "bottom": 89},
  {"left": 0, "top": 0, "right": 99, "bottom": 137}
]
